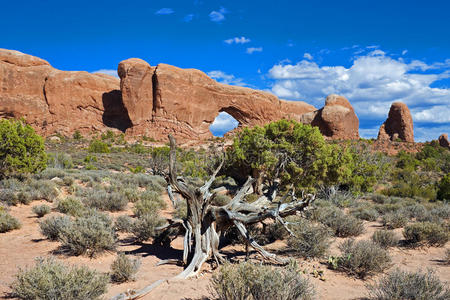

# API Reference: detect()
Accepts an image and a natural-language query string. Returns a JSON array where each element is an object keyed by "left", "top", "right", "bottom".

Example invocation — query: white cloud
[
  {"left": 207, "top": 70, "right": 248, "bottom": 87},
  {"left": 209, "top": 7, "right": 228, "bottom": 22},
  {"left": 184, "top": 14, "right": 194, "bottom": 22},
  {"left": 402, "top": 50, "right": 408, "bottom": 55},
  {"left": 246, "top": 47, "right": 263, "bottom": 54},
  {"left": 268, "top": 50, "right": 450, "bottom": 141},
  {"left": 303, "top": 53, "right": 313, "bottom": 60},
  {"left": 155, "top": 8, "right": 174, "bottom": 15},
  {"left": 224, "top": 36, "right": 251, "bottom": 44},
  {"left": 209, "top": 112, "right": 239, "bottom": 136},
  {"left": 92, "top": 69, "right": 118, "bottom": 78}
]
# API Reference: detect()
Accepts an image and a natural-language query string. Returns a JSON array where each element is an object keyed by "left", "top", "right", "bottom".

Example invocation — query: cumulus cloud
[
  {"left": 155, "top": 8, "right": 174, "bottom": 15},
  {"left": 92, "top": 69, "right": 118, "bottom": 78},
  {"left": 303, "top": 53, "right": 313, "bottom": 60},
  {"left": 268, "top": 50, "right": 450, "bottom": 141},
  {"left": 207, "top": 70, "right": 248, "bottom": 87},
  {"left": 246, "top": 47, "right": 263, "bottom": 54},
  {"left": 209, "top": 112, "right": 239, "bottom": 137},
  {"left": 224, "top": 37, "right": 251, "bottom": 44},
  {"left": 209, "top": 7, "right": 228, "bottom": 22}
]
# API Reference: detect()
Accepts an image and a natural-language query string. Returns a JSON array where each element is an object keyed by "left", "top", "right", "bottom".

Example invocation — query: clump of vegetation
[
  {"left": 382, "top": 211, "right": 409, "bottom": 229},
  {"left": 32, "top": 204, "right": 51, "bottom": 218},
  {"left": 403, "top": 222, "right": 449, "bottom": 246},
  {"left": 56, "top": 197, "right": 86, "bottom": 217},
  {"left": 444, "top": 249, "right": 450, "bottom": 265},
  {"left": 88, "top": 139, "right": 110, "bottom": 153},
  {"left": 110, "top": 253, "right": 140, "bottom": 283},
  {"left": 47, "top": 153, "right": 73, "bottom": 169},
  {"left": 39, "top": 215, "right": 72, "bottom": 241},
  {"left": 437, "top": 173, "right": 450, "bottom": 201},
  {"left": 351, "top": 206, "right": 379, "bottom": 221},
  {"left": 131, "top": 212, "right": 164, "bottom": 242},
  {"left": 133, "top": 191, "right": 165, "bottom": 217},
  {"left": 287, "top": 219, "right": 331, "bottom": 258},
  {"left": 82, "top": 190, "right": 128, "bottom": 212},
  {"left": 331, "top": 239, "right": 391, "bottom": 278},
  {"left": 371, "top": 230, "right": 399, "bottom": 248},
  {"left": 0, "top": 210, "right": 21, "bottom": 233},
  {"left": 0, "top": 119, "right": 47, "bottom": 178},
  {"left": 58, "top": 211, "right": 116, "bottom": 257},
  {"left": 114, "top": 215, "right": 134, "bottom": 233},
  {"left": 367, "top": 268, "right": 450, "bottom": 300},
  {"left": 211, "top": 261, "right": 315, "bottom": 300},
  {"left": 10, "top": 257, "right": 108, "bottom": 300},
  {"left": 316, "top": 206, "right": 365, "bottom": 237}
]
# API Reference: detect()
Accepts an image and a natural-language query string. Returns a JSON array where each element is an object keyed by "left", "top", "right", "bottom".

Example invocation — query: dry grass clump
[
  {"left": 110, "top": 253, "right": 140, "bottom": 283},
  {"left": 371, "top": 230, "right": 399, "bottom": 248},
  {"left": 32, "top": 204, "right": 51, "bottom": 218},
  {"left": 10, "top": 257, "right": 108, "bottom": 300},
  {"left": 333, "top": 239, "right": 391, "bottom": 279},
  {"left": 0, "top": 210, "right": 21, "bottom": 233},
  {"left": 288, "top": 219, "right": 331, "bottom": 258},
  {"left": 367, "top": 268, "right": 450, "bottom": 300},
  {"left": 403, "top": 222, "right": 449, "bottom": 247},
  {"left": 211, "top": 261, "right": 315, "bottom": 300}
]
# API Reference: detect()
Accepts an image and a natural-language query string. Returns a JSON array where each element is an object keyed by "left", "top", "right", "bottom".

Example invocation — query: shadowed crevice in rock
[{"left": 102, "top": 90, "right": 132, "bottom": 132}]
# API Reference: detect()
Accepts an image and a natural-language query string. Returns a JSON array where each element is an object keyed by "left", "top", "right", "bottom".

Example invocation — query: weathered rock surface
[
  {"left": 300, "top": 94, "right": 360, "bottom": 140},
  {"left": 377, "top": 102, "right": 414, "bottom": 142},
  {"left": 439, "top": 134, "right": 450, "bottom": 150}
]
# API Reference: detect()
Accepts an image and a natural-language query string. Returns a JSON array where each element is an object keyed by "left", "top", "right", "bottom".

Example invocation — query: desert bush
[
  {"left": 382, "top": 211, "right": 409, "bottom": 229},
  {"left": 375, "top": 203, "right": 402, "bottom": 215},
  {"left": 0, "top": 211, "right": 21, "bottom": 233},
  {"left": 133, "top": 191, "right": 165, "bottom": 217},
  {"left": 121, "top": 188, "right": 140, "bottom": 202},
  {"left": 83, "top": 190, "right": 128, "bottom": 212},
  {"left": 58, "top": 211, "right": 116, "bottom": 256},
  {"left": 317, "top": 206, "right": 364, "bottom": 237},
  {"left": 430, "top": 204, "right": 450, "bottom": 220},
  {"left": 366, "top": 193, "right": 388, "bottom": 204},
  {"left": 211, "top": 261, "right": 315, "bottom": 300},
  {"left": 403, "top": 204, "right": 428, "bottom": 220},
  {"left": 444, "top": 249, "right": 450, "bottom": 265},
  {"left": 110, "top": 253, "right": 140, "bottom": 283},
  {"left": 333, "top": 239, "right": 391, "bottom": 278},
  {"left": 31, "top": 180, "right": 59, "bottom": 202},
  {"left": 39, "top": 215, "right": 72, "bottom": 240},
  {"left": 10, "top": 257, "right": 108, "bottom": 300},
  {"left": 371, "top": 230, "right": 399, "bottom": 248},
  {"left": 212, "top": 193, "right": 231, "bottom": 206},
  {"left": 88, "top": 139, "right": 110, "bottom": 153},
  {"left": 437, "top": 173, "right": 450, "bottom": 201},
  {"left": 131, "top": 212, "right": 164, "bottom": 242},
  {"left": 47, "top": 152, "right": 74, "bottom": 169},
  {"left": 0, "top": 119, "right": 47, "bottom": 177},
  {"left": 114, "top": 215, "right": 134, "bottom": 233},
  {"left": 32, "top": 204, "right": 51, "bottom": 218},
  {"left": 0, "top": 189, "right": 19, "bottom": 206},
  {"left": 56, "top": 197, "right": 86, "bottom": 217},
  {"left": 403, "top": 222, "right": 449, "bottom": 246},
  {"left": 319, "top": 187, "right": 356, "bottom": 208},
  {"left": 288, "top": 219, "right": 331, "bottom": 258},
  {"left": 351, "top": 206, "right": 379, "bottom": 221},
  {"left": 367, "top": 268, "right": 450, "bottom": 300}
]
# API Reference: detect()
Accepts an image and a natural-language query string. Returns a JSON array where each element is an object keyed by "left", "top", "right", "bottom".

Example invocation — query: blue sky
[{"left": 1, "top": 0, "right": 449, "bottom": 141}]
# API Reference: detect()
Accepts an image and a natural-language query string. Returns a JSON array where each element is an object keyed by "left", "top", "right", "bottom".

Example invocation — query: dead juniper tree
[{"left": 111, "top": 134, "right": 315, "bottom": 299}]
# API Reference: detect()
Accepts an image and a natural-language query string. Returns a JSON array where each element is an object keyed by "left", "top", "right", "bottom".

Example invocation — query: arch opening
[{"left": 209, "top": 111, "right": 239, "bottom": 137}]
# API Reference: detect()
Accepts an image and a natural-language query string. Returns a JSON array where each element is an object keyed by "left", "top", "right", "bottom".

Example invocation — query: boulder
[
  {"left": 300, "top": 94, "right": 359, "bottom": 140},
  {"left": 438, "top": 134, "right": 450, "bottom": 150},
  {"left": 377, "top": 102, "right": 414, "bottom": 142}
]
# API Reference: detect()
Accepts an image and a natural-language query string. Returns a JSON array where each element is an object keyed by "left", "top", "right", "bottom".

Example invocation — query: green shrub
[
  {"left": 317, "top": 206, "right": 365, "bottom": 237},
  {"left": 10, "top": 257, "right": 108, "bottom": 300},
  {"left": 333, "top": 239, "right": 391, "bottom": 278},
  {"left": 437, "top": 173, "right": 450, "bottom": 201},
  {"left": 0, "top": 189, "right": 19, "bottom": 206},
  {"left": 39, "top": 215, "right": 72, "bottom": 240},
  {"left": 32, "top": 204, "right": 51, "bottom": 218},
  {"left": 403, "top": 222, "right": 449, "bottom": 246},
  {"left": 58, "top": 211, "right": 116, "bottom": 257},
  {"left": 56, "top": 197, "right": 86, "bottom": 217},
  {"left": 371, "top": 230, "right": 399, "bottom": 248},
  {"left": 31, "top": 180, "right": 59, "bottom": 202},
  {"left": 131, "top": 212, "right": 164, "bottom": 242},
  {"left": 110, "top": 253, "right": 140, "bottom": 283},
  {"left": 47, "top": 153, "right": 74, "bottom": 169},
  {"left": 114, "top": 215, "right": 134, "bottom": 233},
  {"left": 382, "top": 211, "right": 409, "bottom": 229},
  {"left": 88, "top": 139, "right": 110, "bottom": 153},
  {"left": 133, "top": 191, "right": 165, "bottom": 217},
  {"left": 0, "top": 211, "right": 21, "bottom": 233},
  {"left": 73, "top": 130, "right": 83, "bottom": 140},
  {"left": 288, "top": 219, "right": 331, "bottom": 258},
  {"left": 0, "top": 119, "right": 47, "bottom": 177},
  {"left": 211, "top": 261, "right": 315, "bottom": 300},
  {"left": 83, "top": 190, "right": 128, "bottom": 212},
  {"left": 351, "top": 206, "right": 379, "bottom": 221},
  {"left": 367, "top": 268, "right": 450, "bottom": 300}
]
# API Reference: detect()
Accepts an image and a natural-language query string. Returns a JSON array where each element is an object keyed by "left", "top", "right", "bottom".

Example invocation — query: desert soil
[{"left": 1, "top": 195, "right": 449, "bottom": 300}]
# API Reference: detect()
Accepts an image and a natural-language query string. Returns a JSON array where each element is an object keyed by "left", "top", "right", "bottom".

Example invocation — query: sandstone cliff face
[
  {"left": 1, "top": 49, "right": 368, "bottom": 142},
  {"left": 377, "top": 102, "right": 414, "bottom": 143},
  {"left": 300, "top": 94, "right": 360, "bottom": 140},
  {"left": 439, "top": 134, "right": 450, "bottom": 150}
]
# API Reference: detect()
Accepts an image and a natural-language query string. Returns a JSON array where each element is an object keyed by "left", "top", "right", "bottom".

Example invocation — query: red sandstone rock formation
[
  {"left": 439, "top": 134, "right": 450, "bottom": 150},
  {"left": 300, "top": 94, "right": 360, "bottom": 140},
  {"left": 377, "top": 102, "right": 414, "bottom": 142}
]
